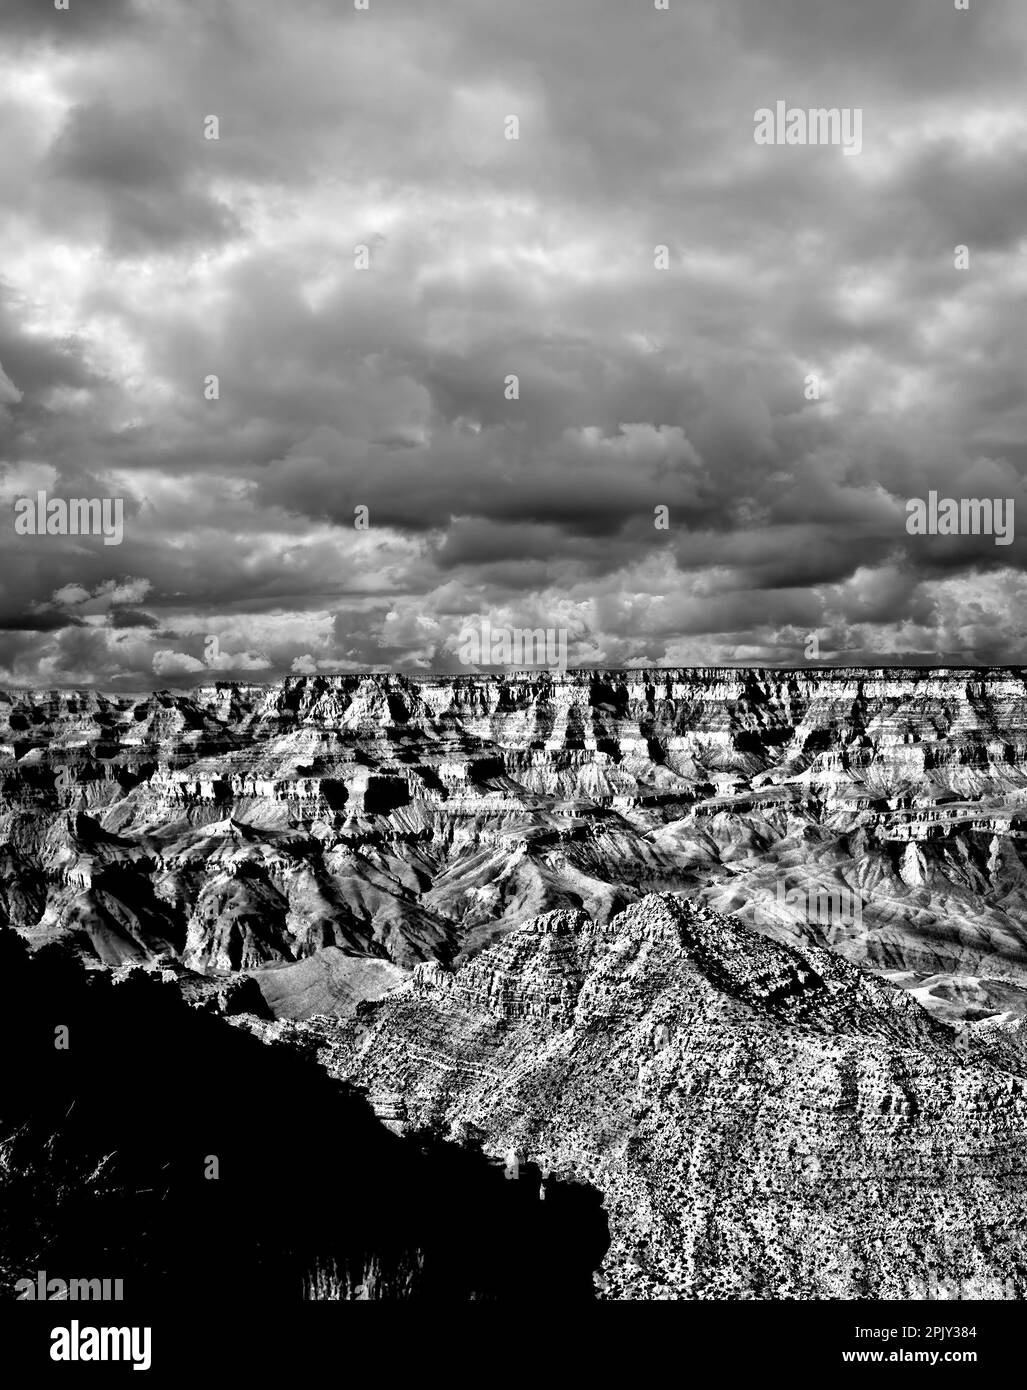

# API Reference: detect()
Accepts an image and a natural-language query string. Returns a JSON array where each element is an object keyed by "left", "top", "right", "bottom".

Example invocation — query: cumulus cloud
[
  {"left": 151, "top": 649, "right": 206, "bottom": 677},
  {"left": 0, "top": 0, "right": 1025, "bottom": 686},
  {"left": 201, "top": 645, "right": 272, "bottom": 672}
]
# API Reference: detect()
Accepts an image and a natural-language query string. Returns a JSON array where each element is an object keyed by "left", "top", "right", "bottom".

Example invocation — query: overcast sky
[{"left": 1, "top": 0, "right": 1025, "bottom": 688}]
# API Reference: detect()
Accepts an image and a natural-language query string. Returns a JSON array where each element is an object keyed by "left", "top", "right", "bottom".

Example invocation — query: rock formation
[
  {"left": 5, "top": 668, "right": 1027, "bottom": 1299},
  {"left": 3, "top": 669, "right": 1027, "bottom": 1025},
  {"left": 280, "top": 894, "right": 1027, "bottom": 1299}
]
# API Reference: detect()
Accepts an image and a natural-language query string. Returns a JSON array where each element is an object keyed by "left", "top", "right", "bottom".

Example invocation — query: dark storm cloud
[
  {"left": 0, "top": 288, "right": 98, "bottom": 400},
  {"left": 0, "top": 610, "right": 85, "bottom": 633},
  {"left": 3, "top": 0, "right": 137, "bottom": 42},
  {"left": 106, "top": 607, "right": 159, "bottom": 628},
  {"left": 46, "top": 100, "right": 241, "bottom": 254},
  {"left": 255, "top": 419, "right": 713, "bottom": 537},
  {"left": 0, "top": 0, "right": 1025, "bottom": 685}
]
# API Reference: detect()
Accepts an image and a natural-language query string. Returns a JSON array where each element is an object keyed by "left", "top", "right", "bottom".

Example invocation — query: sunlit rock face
[
  {"left": 8, "top": 670, "right": 1027, "bottom": 1301},
  {"left": 264, "top": 894, "right": 1027, "bottom": 1299},
  {"left": 3, "top": 668, "right": 1027, "bottom": 1023}
]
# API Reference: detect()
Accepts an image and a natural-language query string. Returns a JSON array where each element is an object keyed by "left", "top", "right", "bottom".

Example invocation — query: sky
[{"left": 1, "top": 0, "right": 1025, "bottom": 688}]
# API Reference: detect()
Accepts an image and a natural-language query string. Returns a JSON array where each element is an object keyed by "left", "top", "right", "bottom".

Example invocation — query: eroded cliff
[
  {"left": 3, "top": 669, "right": 1027, "bottom": 1025},
  {"left": 275, "top": 894, "right": 1027, "bottom": 1299}
]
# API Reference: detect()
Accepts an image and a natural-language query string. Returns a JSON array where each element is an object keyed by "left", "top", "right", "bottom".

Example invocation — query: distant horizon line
[{"left": 2, "top": 663, "right": 1026, "bottom": 699}]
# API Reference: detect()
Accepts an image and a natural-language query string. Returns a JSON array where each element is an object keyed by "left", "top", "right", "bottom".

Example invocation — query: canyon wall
[
  {"left": 7, "top": 669, "right": 1027, "bottom": 1298},
  {"left": 3, "top": 668, "right": 1027, "bottom": 1023},
  {"left": 267, "top": 893, "right": 1027, "bottom": 1299}
]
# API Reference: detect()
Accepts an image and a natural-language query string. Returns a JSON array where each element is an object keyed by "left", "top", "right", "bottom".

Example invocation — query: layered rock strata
[
  {"left": 3, "top": 669, "right": 1027, "bottom": 1022},
  {"left": 279, "top": 894, "right": 1027, "bottom": 1299}
]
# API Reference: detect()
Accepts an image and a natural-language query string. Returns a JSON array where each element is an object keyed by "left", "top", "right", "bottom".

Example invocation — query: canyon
[
  {"left": 264, "top": 894, "right": 1027, "bottom": 1298},
  {"left": 5, "top": 667, "right": 1027, "bottom": 1298},
  {"left": 3, "top": 667, "right": 1027, "bottom": 1026}
]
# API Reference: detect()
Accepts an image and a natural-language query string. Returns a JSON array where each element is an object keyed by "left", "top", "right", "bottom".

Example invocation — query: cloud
[
  {"left": 202, "top": 646, "right": 272, "bottom": 672},
  {"left": 3, "top": 0, "right": 137, "bottom": 44},
  {"left": 0, "top": 0, "right": 1024, "bottom": 685},
  {"left": 151, "top": 649, "right": 206, "bottom": 677},
  {"left": 50, "top": 577, "right": 152, "bottom": 612},
  {"left": 45, "top": 99, "right": 241, "bottom": 255},
  {"left": 0, "top": 361, "right": 22, "bottom": 408}
]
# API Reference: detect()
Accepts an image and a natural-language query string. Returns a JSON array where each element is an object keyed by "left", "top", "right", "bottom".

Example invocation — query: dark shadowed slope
[{"left": 0, "top": 929, "right": 607, "bottom": 1302}]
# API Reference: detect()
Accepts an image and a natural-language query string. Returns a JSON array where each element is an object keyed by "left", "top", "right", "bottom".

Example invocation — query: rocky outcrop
[
  {"left": 3, "top": 669, "right": 1027, "bottom": 1023},
  {"left": 287, "top": 894, "right": 1027, "bottom": 1299}
]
